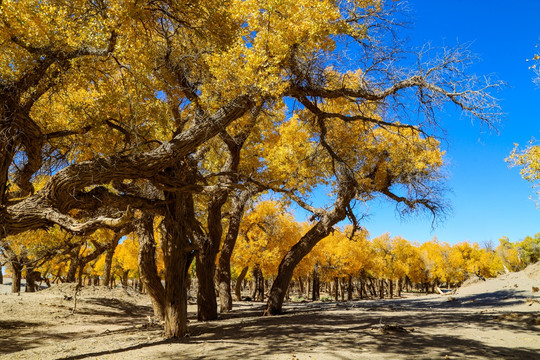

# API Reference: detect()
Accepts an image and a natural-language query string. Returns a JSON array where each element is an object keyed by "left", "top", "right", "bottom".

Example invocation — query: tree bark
[
  {"left": 347, "top": 275, "right": 353, "bottom": 301},
  {"left": 137, "top": 214, "right": 165, "bottom": 321},
  {"left": 161, "top": 189, "right": 196, "bottom": 338},
  {"left": 250, "top": 265, "right": 264, "bottom": 301},
  {"left": 66, "top": 246, "right": 81, "bottom": 283},
  {"left": 194, "top": 187, "right": 228, "bottom": 321},
  {"left": 102, "top": 232, "right": 122, "bottom": 287},
  {"left": 264, "top": 171, "right": 355, "bottom": 315},
  {"left": 11, "top": 261, "right": 22, "bottom": 293},
  {"left": 235, "top": 266, "right": 248, "bottom": 301},
  {"left": 311, "top": 266, "right": 320, "bottom": 301},
  {"left": 0, "top": 265, "right": 3, "bottom": 284},
  {"left": 196, "top": 251, "right": 219, "bottom": 321},
  {"left": 25, "top": 266, "right": 39, "bottom": 292},
  {"left": 216, "top": 191, "right": 249, "bottom": 312},
  {"left": 2, "top": 95, "right": 253, "bottom": 239},
  {"left": 334, "top": 277, "right": 339, "bottom": 301}
]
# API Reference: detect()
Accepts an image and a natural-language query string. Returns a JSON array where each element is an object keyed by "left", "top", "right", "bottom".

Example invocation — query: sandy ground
[{"left": 1, "top": 263, "right": 539, "bottom": 360}]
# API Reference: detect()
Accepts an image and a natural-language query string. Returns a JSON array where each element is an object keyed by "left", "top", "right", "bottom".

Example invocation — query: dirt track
[{"left": 1, "top": 263, "right": 539, "bottom": 359}]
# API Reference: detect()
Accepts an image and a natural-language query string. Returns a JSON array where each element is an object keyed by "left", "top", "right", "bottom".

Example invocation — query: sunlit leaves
[{"left": 507, "top": 139, "right": 540, "bottom": 205}]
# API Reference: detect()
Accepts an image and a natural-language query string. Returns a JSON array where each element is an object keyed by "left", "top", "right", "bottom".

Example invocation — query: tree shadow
[
  {"left": 0, "top": 320, "right": 87, "bottom": 355},
  {"left": 83, "top": 297, "right": 153, "bottom": 318},
  {"left": 50, "top": 302, "right": 539, "bottom": 360}
]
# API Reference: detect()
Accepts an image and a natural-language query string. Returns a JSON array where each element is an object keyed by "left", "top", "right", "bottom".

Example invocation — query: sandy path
[{"left": 1, "top": 263, "right": 539, "bottom": 360}]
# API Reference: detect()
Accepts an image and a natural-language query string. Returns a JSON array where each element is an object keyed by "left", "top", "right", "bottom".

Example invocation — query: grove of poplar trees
[{"left": 0, "top": 0, "right": 503, "bottom": 338}]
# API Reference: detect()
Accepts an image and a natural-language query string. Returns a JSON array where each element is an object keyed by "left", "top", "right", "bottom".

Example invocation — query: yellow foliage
[{"left": 507, "top": 139, "right": 540, "bottom": 204}]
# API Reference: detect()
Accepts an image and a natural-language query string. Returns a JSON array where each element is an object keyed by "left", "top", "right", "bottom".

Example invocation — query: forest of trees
[
  {"left": 2, "top": 202, "right": 539, "bottom": 302},
  {"left": 0, "top": 0, "right": 537, "bottom": 339}
]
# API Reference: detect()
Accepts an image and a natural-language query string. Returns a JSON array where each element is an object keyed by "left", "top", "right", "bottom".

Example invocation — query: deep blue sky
[{"left": 360, "top": 1, "right": 540, "bottom": 245}]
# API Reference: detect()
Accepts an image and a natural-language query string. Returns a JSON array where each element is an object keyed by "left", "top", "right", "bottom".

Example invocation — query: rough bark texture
[
  {"left": 195, "top": 252, "right": 219, "bottom": 321},
  {"left": 265, "top": 172, "right": 356, "bottom": 315},
  {"left": 25, "top": 267, "right": 39, "bottom": 292},
  {"left": 194, "top": 188, "right": 227, "bottom": 322},
  {"left": 136, "top": 215, "right": 165, "bottom": 321},
  {"left": 311, "top": 266, "right": 320, "bottom": 301},
  {"left": 102, "top": 233, "right": 123, "bottom": 288},
  {"left": 216, "top": 192, "right": 249, "bottom": 312},
  {"left": 161, "top": 188, "right": 196, "bottom": 338},
  {"left": 1, "top": 95, "right": 253, "bottom": 239},
  {"left": 66, "top": 247, "right": 80, "bottom": 283},
  {"left": 251, "top": 266, "right": 265, "bottom": 301},
  {"left": 235, "top": 266, "right": 248, "bottom": 301},
  {"left": 11, "top": 261, "right": 22, "bottom": 293}
]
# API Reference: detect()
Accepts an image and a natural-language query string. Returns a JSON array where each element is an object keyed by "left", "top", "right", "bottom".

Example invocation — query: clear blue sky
[
  {"left": 291, "top": 1, "right": 540, "bottom": 246},
  {"left": 361, "top": 1, "right": 540, "bottom": 245}
]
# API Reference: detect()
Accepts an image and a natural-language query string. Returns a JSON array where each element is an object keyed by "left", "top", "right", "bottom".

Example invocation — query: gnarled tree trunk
[
  {"left": 102, "top": 232, "right": 123, "bottom": 288},
  {"left": 194, "top": 189, "right": 228, "bottom": 321},
  {"left": 235, "top": 266, "right": 248, "bottom": 301},
  {"left": 137, "top": 215, "right": 165, "bottom": 321},
  {"left": 196, "top": 251, "right": 219, "bottom": 321},
  {"left": 161, "top": 189, "right": 196, "bottom": 338},
  {"left": 216, "top": 191, "right": 249, "bottom": 312},
  {"left": 264, "top": 171, "right": 355, "bottom": 315},
  {"left": 66, "top": 246, "right": 81, "bottom": 283},
  {"left": 11, "top": 261, "right": 22, "bottom": 293},
  {"left": 311, "top": 265, "right": 320, "bottom": 301},
  {"left": 25, "top": 267, "right": 39, "bottom": 292}
]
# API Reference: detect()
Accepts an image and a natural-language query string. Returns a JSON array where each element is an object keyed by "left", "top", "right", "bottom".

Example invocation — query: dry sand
[{"left": 1, "top": 262, "right": 539, "bottom": 360}]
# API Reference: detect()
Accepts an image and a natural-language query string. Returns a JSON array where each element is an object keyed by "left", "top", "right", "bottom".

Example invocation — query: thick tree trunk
[
  {"left": 334, "top": 277, "right": 339, "bottom": 301},
  {"left": 258, "top": 270, "right": 265, "bottom": 301},
  {"left": 137, "top": 215, "right": 165, "bottom": 321},
  {"left": 368, "top": 277, "right": 377, "bottom": 297},
  {"left": 102, "top": 233, "right": 122, "bottom": 288},
  {"left": 311, "top": 266, "right": 320, "bottom": 301},
  {"left": 347, "top": 275, "right": 353, "bottom": 301},
  {"left": 0, "top": 266, "right": 3, "bottom": 284},
  {"left": 265, "top": 176, "right": 354, "bottom": 315},
  {"left": 379, "top": 279, "right": 385, "bottom": 299},
  {"left": 161, "top": 189, "right": 197, "bottom": 338},
  {"left": 250, "top": 266, "right": 264, "bottom": 301},
  {"left": 235, "top": 266, "right": 248, "bottom": 301},
  {"left": 25, "top": 267, "right": 39, "bottom": 293},
  {"left": 11, "top": 261, "right": 22, "bottom": 293},
  {"left": 194, "top": 182, "right": 230, "bottom": 321},
  {"left": 77, "top": 263, "right": 85, "bottom": 286},
  {"left": 196, "top": 252, "right": 219, "bottom": 321},
  {"left": 66, "top": 250, "right": 80, "bottom": 283},
  {"left": 389, "top": 279, "right": 394, "bottom": 299},
  {"left": 216, "top": 192, "right": 248, "bottom": 313}
]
